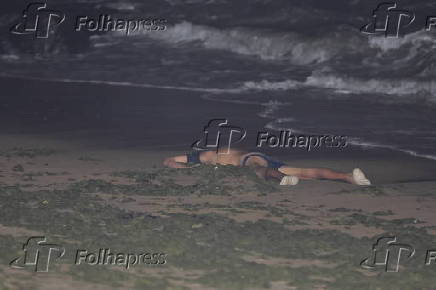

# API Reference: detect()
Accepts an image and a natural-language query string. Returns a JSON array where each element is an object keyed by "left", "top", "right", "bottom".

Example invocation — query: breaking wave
[{"left": 134, "top": 21, "right": 352, "bottom": 65}]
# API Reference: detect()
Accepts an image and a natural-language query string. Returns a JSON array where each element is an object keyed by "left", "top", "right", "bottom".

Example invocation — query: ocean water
[{"left": 1, "top": 0, "right": 436, "bottom": 159}]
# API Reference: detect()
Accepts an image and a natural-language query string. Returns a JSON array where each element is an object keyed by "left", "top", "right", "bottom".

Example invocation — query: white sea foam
[{"left": 128, "top": 21, "right": 343, "bottom": 65}]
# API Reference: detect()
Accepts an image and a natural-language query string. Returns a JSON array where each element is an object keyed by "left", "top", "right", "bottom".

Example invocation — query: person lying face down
[{"left": 163, "top": 149, "right": 371, "bottom": 186}]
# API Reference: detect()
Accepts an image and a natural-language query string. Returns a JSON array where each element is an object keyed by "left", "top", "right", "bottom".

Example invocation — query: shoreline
[
  {"left": 2, "top": 74, "right": 435, "bottom": 162},
  {"left": 1, "top": 75, "right": 436, "bottom": 185}
]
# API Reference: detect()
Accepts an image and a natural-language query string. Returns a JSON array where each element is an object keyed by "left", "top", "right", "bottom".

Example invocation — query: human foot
[
  {"left": 351, "top": 168, "right": 371, "bottom": 186},
  {"left": 280, "top": 175, "right": 299, "bottom": 186}
]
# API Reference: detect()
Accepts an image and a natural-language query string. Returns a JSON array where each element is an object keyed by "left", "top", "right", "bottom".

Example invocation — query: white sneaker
[
  {"left": 280, "top": 175, "right": 299, "bottom": 186},
  {"left": 352, "top": 168, "right": 371, "bottom": 186}
]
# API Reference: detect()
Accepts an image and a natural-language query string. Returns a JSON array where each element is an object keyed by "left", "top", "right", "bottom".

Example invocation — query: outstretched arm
[{"left": 163, "top": 155, "right": 192, "bottom": 168}]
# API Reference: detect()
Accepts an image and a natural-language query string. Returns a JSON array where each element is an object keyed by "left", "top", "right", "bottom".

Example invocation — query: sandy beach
[{"left": 1, "top": 76, "right": 436, "bottom": 289}]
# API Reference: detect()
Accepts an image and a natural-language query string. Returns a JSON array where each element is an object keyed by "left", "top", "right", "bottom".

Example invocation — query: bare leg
[
  {"left": 254, "top": 167, "right": 285, "bottom": 181},
  {"left": 278, "top": 166, "right": 354, "bottom": 183}
]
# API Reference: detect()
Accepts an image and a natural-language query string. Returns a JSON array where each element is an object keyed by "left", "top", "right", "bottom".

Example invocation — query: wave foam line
[
  {"left": 129, "top": 21, "right": 342, "bottom": 65},
  {"left": 0, "top": 73, "right": 244, "bottom": 94},
  {"left": 348, "top": 139, "right": 436, "bottom": 161},
  {"left": 265, "top": 121, "right": 436, "bottom": 161}
]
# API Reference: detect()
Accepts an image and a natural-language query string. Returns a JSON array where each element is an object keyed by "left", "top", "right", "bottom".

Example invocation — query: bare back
[{"left": 200, "top": 149, "right": 269, "bottom": 168}]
